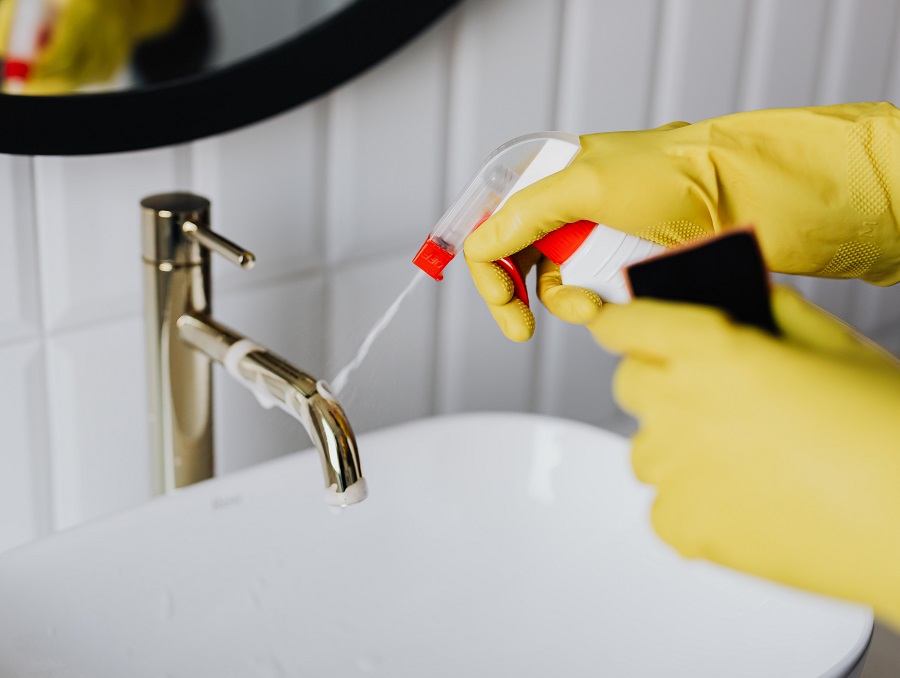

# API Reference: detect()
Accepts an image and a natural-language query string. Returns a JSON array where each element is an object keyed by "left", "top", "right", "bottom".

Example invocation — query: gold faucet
[{"left": 141, "top": 193, "right": 366, "bottom": 505}]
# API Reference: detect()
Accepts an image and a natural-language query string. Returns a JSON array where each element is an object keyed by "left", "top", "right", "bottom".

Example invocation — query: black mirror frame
[{"left": 0, "top": 0, "right": 459, "bottom": 156}]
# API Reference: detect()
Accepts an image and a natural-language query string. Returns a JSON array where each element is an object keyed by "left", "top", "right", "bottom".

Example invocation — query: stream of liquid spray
[{"left": 330, "top": 270, "right": 427, "bottom": 395}]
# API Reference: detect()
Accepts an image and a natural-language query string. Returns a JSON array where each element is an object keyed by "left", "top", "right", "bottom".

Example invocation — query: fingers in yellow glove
[
  {"left": 465, "top": 250, "right": 537, "bottom": 343},
  {"left": 465, "top": 163, "right": 608, "bottom": 263},
  {"left": 468, "top": 103, "right": 900, "bottom": 343},
  {"left": 592, "top": 299, "right": 737, "bottom": 364},
  {"left": 465, "top": 247, "right": 605, "bottom": 342},
  {"left": 536, "top": 256, "right": 604, "bottom": 325},
  {"left": 592, "top": 290, "right": 900, "bottom": 630},
  {"left": 464, "top": 121, "right": 691, "bottom": 265},
  {"left": 464, "top": 121, "right": 694, "bottom": 341}
]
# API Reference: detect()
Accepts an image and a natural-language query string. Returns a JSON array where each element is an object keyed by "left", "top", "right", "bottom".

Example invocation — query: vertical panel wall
[
  {"left": 0, "top": 156, "right": 41, "bottom": 343},
  {"left": 0, "top": 156, "right": 48, "bottom": 553},
  {"left": 0, "top": 342, "right": 49, "bottom": 551},
  {"left": 541, "top": 0, "right": 662, "bottom": 430},
  {"left": 738, "top": 0, "right": 828, "bottom": 110},
  {"left": 323, "top": 12, "right": 451, "bottom": 434},
  {"left": 436, "top": 0, "right": 564, "bottom": 415},
  {"left": 3, "top": 0, "right": 900, "bottom": 552},
  {"left": 651, "top": 0, "right": 750, "bottom": 126}
]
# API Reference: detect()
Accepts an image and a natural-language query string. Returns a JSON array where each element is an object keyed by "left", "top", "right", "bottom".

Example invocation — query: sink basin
[{"left": 0, "top": 413, "right": 872, "bottom": 677}]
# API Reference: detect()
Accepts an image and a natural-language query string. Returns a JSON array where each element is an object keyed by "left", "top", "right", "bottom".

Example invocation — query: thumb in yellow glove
[
  {"left": 590, "top": 286, "right": 900, "bottom": 630},
  {"left": 0, "top": 0, "right": 185, "bottom": 94},
  {"left": 465, "top": 104, "right": 900, "bottom": 341}
]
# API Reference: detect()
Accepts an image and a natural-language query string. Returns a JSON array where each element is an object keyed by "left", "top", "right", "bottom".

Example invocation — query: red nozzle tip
[{"left": 413, "top": 239, "right": 454, "bottom": 281}]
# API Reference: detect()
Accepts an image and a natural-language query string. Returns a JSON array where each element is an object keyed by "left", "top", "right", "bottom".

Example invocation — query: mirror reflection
[{"left": 0, "top": 0, "right": 353, "bottom": 95}]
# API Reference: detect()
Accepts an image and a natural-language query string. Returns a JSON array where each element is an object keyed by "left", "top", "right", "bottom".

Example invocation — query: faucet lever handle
[{"left": 183, "top": 221, "right": 256, "bottom": 269}]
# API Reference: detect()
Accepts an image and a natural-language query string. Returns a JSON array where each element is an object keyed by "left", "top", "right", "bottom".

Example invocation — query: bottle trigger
[{"left": 495, "top": 256, "right": 529, "bottom": 307}]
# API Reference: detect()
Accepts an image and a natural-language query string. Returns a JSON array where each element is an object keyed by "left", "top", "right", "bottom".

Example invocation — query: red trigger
[
  {"left": 495, "top": 257, "right": 529, "bottom": 307},
  {"left": 472, "top": 214, "right": 530, "bottom": 308}
]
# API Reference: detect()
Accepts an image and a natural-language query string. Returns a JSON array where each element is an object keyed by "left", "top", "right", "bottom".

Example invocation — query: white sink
[{"left": 0, "top": 413, "right": 872, "bottom": 677}]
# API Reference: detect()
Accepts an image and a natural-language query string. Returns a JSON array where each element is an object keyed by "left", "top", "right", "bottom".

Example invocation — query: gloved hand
[
  {"left": 590, "top": 285, "right": 900, "bottom": 630},
  {"left": 465, "top": 104, "right": 900, "bottom": 341},
  {"left": 0, "top": 0, "right": 185, "bottom": 94},
  {"left": 465, "top": 244, "right": 606, "bottom": 342}
]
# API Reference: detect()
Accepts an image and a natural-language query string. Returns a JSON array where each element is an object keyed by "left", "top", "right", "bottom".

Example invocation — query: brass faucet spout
[{"left": 177, "top": 314, "right": 366, "bottom": 504}]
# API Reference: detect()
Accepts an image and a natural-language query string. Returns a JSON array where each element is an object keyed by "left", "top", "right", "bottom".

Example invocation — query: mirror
[{"left": 0, "top": 0, "right": 460, "bottom": 155}]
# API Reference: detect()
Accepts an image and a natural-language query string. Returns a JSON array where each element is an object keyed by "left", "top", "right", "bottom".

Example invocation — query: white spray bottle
[
  {"left": 1, "top": 0, "right": 50, "bottom": 94},
  {"left": 412, "top": 132, "right": 665, "bottom": 305}
]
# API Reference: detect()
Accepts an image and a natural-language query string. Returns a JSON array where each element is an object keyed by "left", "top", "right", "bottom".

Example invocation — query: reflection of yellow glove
[
  {"left": 0, "top": 0, "right": 184, "bottom": 94},
  {"left": 465, "top": 103, "right": 900, "bottom": 341},
  {"left": 590, "top": 285, "right": 900, "bottom": 630}
]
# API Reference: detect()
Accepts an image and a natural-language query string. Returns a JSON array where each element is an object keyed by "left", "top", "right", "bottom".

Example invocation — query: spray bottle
[
  {"left": 412, "top": 132, "right": 664, "bottom": 304},
  {"left": 1, "top": 0, "right": 51, "bottom": 94}
]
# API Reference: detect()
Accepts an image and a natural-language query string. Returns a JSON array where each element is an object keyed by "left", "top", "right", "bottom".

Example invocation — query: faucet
[{"left": 140, "top": 192, "right": 366, "bottom": 505}]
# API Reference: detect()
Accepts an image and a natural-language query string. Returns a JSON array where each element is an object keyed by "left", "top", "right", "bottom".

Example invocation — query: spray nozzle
[{"left": 412, "top": 132, "right": 582, "bottom": 282}]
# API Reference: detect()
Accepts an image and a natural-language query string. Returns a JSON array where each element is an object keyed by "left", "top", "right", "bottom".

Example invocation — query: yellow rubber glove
[
  {"left": 464, "top": 244, "right": 605, "bottom": 342},
  {"left": 589, "top": 286, "right": 900, "bottom": 630},
  {"left": 465, "top": 104, "right": 900, "bottom": 341},
  {"left": 0, "top": 0, "right": 184, "bottom": 94}
]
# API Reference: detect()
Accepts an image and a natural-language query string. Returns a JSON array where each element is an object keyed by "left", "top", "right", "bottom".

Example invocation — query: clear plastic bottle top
[{"left": 413, "top": 131, "right": 581, "bottom": 280}]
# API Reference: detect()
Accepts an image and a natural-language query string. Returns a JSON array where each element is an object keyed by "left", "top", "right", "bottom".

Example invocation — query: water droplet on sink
[
  {"left": 328, "top": 505, "right": 345, "bottom": 517},
  {"left": 160, "top": 590, "right": 176, "bottom": 621},
  {"left": 357, "top": 654, "right": 382, "bottom": 673},
  {"left": 528, "top": 428, "right": 564, "bottom": 505},
  {"left": 46, "top": 626, "right": 57, "bottom": 639},
  {"left": 253, "top": 653, "right": 287, "bottom": 677},
  {"left": 248, "top": 589, "right": 263, "bottom": 609}
]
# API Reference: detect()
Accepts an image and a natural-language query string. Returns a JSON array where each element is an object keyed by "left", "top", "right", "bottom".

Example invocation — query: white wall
[{"left": 4, "top": 0, "right": 900, "bottom": 553}]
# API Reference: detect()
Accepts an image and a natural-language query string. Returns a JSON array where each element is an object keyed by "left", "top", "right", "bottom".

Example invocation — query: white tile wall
[
  {"left": 0, "top": 342, "right": 49, "bottom": 552},
  {"left": 738, "top": 0, "right": 828, "bottom": 110},
  {"left": 557, "top": 0, "right": 661, "bottom": 132},
  {"left": 328, "top": 253, "right": 438, "bottom": 432},
  {"left": 44, "top": 317, "right": 150, "bottom": 529},
  {"left": 0, "top": 155, "right": 40, "bottom": 344},
  {"left": 816, "top": 0, "right": 900, "bottom": 106},
  {"left": 543, "top": 0, "right": 662, "bottom": 431},
  {"left": 191, "top": 103, "right": 327, "bottom": 292},
  {"left": 4, "top": 0, "right": 900, "bottom": 552},
  {"left": 437, "top": 0, "right": 563, "bottom": 414},
  {"left": 33, "top": 149, "right": 180, "bottom": 331},
  {"left": 325, "top": 14, "right": 451, "bottom": 263},
  {"left": 534, "top": 307, "right": 628, "bottom": 431},
  {"left": 651, "top": 0, "right": 750, "bottom": 125}
]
